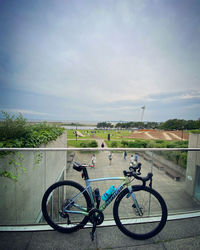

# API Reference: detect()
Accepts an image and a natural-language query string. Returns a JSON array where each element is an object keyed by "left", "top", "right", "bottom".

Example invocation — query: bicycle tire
[
  {"left": 42, "top": 180, "right": 92, "bottom": 233},
  {"left": 113, "top": 185, "right": 167, "bottom": 240}
]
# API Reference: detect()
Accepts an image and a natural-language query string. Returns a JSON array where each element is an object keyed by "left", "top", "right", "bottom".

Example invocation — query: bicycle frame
[{"left": 64, "top": 175, "right": 133, "bottom": 216}]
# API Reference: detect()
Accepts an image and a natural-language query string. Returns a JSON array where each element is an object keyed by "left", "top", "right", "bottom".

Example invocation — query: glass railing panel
[
  {"left": 0, "top": 148, "right": 200, "bottom": 227},
  {"left": 65, "top": 149, "right": 154, "bottom": 221},
  {"left": 149, "top": 150, "right": 200, "bottom": 215},
  {"left": 0, "top": 149, "right": 67, "bottom": 226}
]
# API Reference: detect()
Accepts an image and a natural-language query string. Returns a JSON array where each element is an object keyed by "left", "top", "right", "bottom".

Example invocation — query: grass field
[
  {"left": 67, "top": 128, "right": 189, "bottom": 141},
  {"left": 67, "top": 129, "right": 132, "bottom": 140},
  {"left": 66, "top": 129, "right": 188, "bottom": 148}
]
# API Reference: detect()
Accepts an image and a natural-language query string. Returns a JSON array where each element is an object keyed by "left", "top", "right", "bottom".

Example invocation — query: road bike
[{"left": 41, "top": 162, "right": 168, "bottom": 241}]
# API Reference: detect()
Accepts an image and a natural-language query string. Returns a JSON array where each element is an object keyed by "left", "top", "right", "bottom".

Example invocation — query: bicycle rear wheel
[
  {"left": 113, "top": 185, "right": 167, "bottom": 240},
  {"left": 42, "top": 180, "right": 92, "bottom": 233}
]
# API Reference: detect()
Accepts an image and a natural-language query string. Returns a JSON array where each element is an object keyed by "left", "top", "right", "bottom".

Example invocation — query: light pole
[
  {"left": 141, "top": 106, "right": 145, "bottom": 122},
  {"left": 75, "top": 124, "right": 78, "bottom": 141},
  {"left": 182, "top": 126, "right": 184, "bottom": 140}
]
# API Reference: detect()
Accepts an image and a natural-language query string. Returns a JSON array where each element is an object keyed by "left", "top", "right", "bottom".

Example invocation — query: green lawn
[
  {"left": 66, "top": 129, "right": 132, "bottom": 140},
  {"left": 67, "top": 139, "right": 98, "bottom": 148},
  {"left": 67, "top": 129, "right": 96, "bottom": 139}
]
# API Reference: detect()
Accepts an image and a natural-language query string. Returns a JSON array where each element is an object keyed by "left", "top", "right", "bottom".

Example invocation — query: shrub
[
  {"left": 121, "top": 140, "right": 129, "bottom": 147},
  {"left": 166, "top": 142, "right": 175, "bottom": 148},
  {"left": 179, "top": 152, "right": 187, "bottom": 168},
  {"left": 111, "top": 141, "right": 118, "bottom": 147},
  {"left": 128, "top": 141, "right": 135, "bottom": 148},
  {"left": 147, "top": 140, "right": 158, "bottom": 148},
  {"left": 191, "top": 130, "right": 200, "bottom": 134},
  {"left": 173, "top": 140, "right": 188, "bottom": 148},
  {"left": 0, "top": 112, "right": 65, "bottom": 180},
  {"left": 0, "top": 111, "right": 30, "bottom": 140},
  {"left": 88, "top": 140, "right": 98, "bottom": 147},
  {"left": 68, "top": 140, "right": 98, "bottom": 148},
  {"left": 0, "top": 112, "right": 65, "bottom": 149},
  {"left": 80, "top": 142, "right": 87, "bottom": 148},
  {"left": 155, "top": 139, "right": 164, "bottom": 144},
  {"left": 132, "top": 140, "right": 147, "bottom": 148}
]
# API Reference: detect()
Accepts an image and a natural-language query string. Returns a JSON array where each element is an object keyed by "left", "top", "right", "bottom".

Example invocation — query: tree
[
  {"left": 97, "top": 122, "right": 113, "bottom": 128},
  {"left": 160, "top": 119, "right": 200, "bottom": 130}
]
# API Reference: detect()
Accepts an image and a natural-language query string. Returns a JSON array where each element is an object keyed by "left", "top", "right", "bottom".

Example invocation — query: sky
[{"left": 0, "top": 0, "right": 200, "bottom": 122}]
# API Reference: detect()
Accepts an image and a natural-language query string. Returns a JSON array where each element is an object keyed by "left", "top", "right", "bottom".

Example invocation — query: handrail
[{"left": 0, "top": 147, "right": 200, "bottom": 151}]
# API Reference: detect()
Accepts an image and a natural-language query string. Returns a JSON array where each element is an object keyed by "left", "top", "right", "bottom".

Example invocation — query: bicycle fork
[{"left": 127, "top": 186, "right": 143, "bottom": 216}]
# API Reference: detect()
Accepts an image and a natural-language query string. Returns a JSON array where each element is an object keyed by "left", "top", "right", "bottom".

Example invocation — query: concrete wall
[
  {"left": 0, "top": 131, "right": 67, "bottom": 225},
  {"left": 185, "top": 133, "right": 200, "bottom": 198}
]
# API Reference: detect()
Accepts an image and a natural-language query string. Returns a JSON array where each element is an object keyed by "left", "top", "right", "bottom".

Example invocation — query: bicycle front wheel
[
  {"left": 42, "top": 180, "right": 92, "bottom": 233},
  {"left": 113, "top": 185, "right": 167, "bottom": 240}
]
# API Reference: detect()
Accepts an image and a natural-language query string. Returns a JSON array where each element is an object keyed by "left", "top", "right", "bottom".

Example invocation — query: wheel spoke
[
  {"left": 114, "top": 186, "right": 167, "bottom": 240},
  {"left": 42, "top": 181, "right": 91, "bottom": 233}
]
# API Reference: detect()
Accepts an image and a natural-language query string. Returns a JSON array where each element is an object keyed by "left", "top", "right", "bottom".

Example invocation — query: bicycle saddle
[
  {"left": 73, "top": 162, "right": 89, "bottom": 180},
  {"left": 73, "top": 162, "right": 83, "bottom": 172}
]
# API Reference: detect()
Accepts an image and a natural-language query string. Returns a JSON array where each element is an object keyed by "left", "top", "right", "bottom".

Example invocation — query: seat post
[{"left": 82, "top": 166, "right": 89, "bottom": 180}]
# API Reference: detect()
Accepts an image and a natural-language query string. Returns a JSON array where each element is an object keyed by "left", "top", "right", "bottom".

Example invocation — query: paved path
[
  {"left": 96, "top": 139, "right": 108, "bottom": 148},
  {"left": 144, "top": 131, "right": 155, "bottom": 139},
  {"left": 1, "top": 216, "right": 200, "bottom": 249},
  {"left": 163, "top": 132, "right": 172, "bottom": 140},
  {"left": 168, "top": 132, "right": 182, "bottom": 140}
]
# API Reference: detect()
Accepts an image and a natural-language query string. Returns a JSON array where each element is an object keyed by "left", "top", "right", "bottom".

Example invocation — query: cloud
[
  {"left": 179, "top": 90, "right": 200, "bottom": 100},
  {"left": 0, "top": 0, "right": 200, "bottom": 121},
  {"left": 1, "top": 108, "right": 52, "bottom": 117}
]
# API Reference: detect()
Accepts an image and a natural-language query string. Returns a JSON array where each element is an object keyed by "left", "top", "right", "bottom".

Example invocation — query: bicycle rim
[
  {"left": 42, "top": 180, "right": 91, "bottom": 233},
  {"left": 113, "top": 186, "right": 167, "bottom": 240}
]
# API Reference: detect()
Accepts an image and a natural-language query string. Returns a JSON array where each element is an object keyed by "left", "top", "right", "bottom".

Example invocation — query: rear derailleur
[{"left": 59, "top": 199, "right": 74, "bottom": 224}]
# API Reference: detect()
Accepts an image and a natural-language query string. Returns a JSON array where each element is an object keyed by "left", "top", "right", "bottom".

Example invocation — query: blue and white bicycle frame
[{"left": 64, "top": 175, "right": 141, "bottom": 216}]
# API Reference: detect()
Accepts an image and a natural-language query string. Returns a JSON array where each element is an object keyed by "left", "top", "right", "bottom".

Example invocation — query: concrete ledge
[
  {"left": 165, "top": 168, "right": 181, "bottom": 181},
  {"left": 1, "top": 215, "right": 200, "bottom": 250}
]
